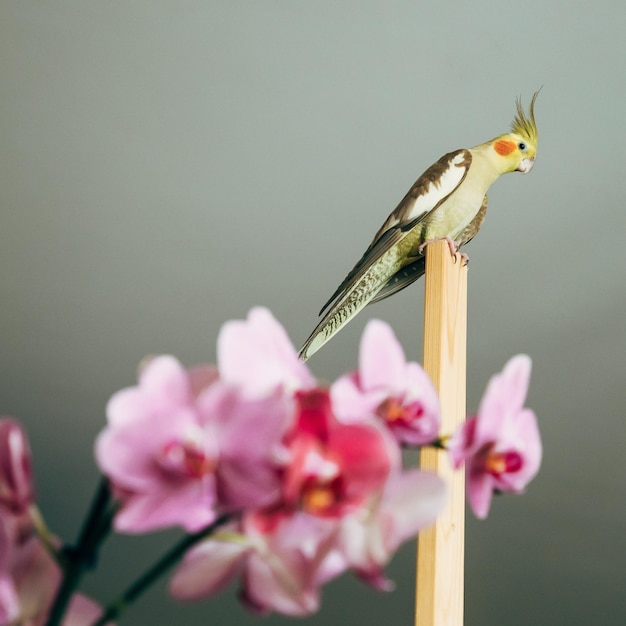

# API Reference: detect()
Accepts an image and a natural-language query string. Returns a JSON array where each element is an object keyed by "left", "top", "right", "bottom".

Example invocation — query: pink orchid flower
[
  {"left": 335, "top": 468, "right": 447, "bottom": 590},
  {"left": 0, "top": 418, "right": 34, "bottom": 515},
  {"left": 170, "top": 470, "right": 446, "bottom": 615},
  {"left": 282, "top": 388, "right": 397, "bottom": 519},
  {"left": 0, "top": 514, "right": 112, "bottom": 626},
  {"left": 95, "top": 356, "right": 220, "bottom": 533},
  {"left": 448, "top": 354, "right": 542, "bottom": 519},
  {"left": 332, "top": 320, "right": 440, "bottom": 445},
  {"left": 96, "top": 354, "right": 295, "bottom": 532},
  {"left": 170, "top": 510, "right": 341, "bottom": 617},
  {"left": 196, "top": 382, "right": 292, "bottom": 511},
  {"left": 0, "top": 515, "right": 20, "bottom": 625},
  {"left": 217, "top": 307, "right": 315, "bottom": 397}
]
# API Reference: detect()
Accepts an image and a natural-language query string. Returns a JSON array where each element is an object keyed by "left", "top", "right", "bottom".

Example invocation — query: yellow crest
[{"left": 511, "top": 90, "right": 540, "bottom": 146}]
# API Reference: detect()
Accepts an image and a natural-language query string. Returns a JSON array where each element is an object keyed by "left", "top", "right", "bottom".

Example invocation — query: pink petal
[
  {"left": 217, "top": 308, "right": 314, "bottom": 397},
  {"left": 113, "top": 477, "right": 216, "bottom": 533},
  {"left": 492, "top": 408, "right": 542, "bottom": 493},
  {"left": 516, "top": 408, "right": 543, "bottom": 479},
  {"left": 359, "top": 320, "right": 407, "bottom": 391},
  {"left": 63, "top": 595, "right": 115, "bottom": 626},
  {"left": 138, "top": 356, "right": 193, "bottom": 405},
  {"left": 405, "top": 363, "right": 440, "bottom": 413},
  {"left": 467, "top": 470, "right": 495, "bottom": 520},
  {"left": 330, "top": 373, "right": 383, "bottom": 424},
  {"left": 477, "top": 355, "right": 531, "bottom": 440},
  {"left": 200, "top": 384, "right": 291, "bottom": 509},
  {"left": 12, "top": 536, "right": 61, "bottom": 625},
  {"left": 0, "top": 418, "right": 34, "bottom": 514},
  {"left": 170, "top": 534, "right": 248, "bottom": 600},
  {"left": 0, "top": 519, "right": 27, "bottom": 623},
  {"left": 244, "top": 551, "right": 320, "bottom": 616},
  {"left": 104, "top": 357, "right": 193, "bottom": 430},
  {"left": 448, "top": 416, "right": 478, "bottom": 469},
  {"left": 95, "top": 404, "right": 203, "bottom": 492},
  {"left": 0, "top": 577, "right": 19, "bottom": 625},
  {"left": 333, "top": 324, "right": 440, "bottom": 446},
  {"left": 379, "top": 470, "right": 447, "bottom": 546},
  {"left": 338, "top": 470, "right": 446, "bottom": 576},
  {"left": 242, "top": 512, "right": 337, "bottom": 617},
  {"left": 330, "top": 424, "right": 394, "bottom": 506}
]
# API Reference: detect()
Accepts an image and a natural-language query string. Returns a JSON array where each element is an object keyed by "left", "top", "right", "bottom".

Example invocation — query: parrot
[{"left": 298, "top": 92, "right": 539, "bottom": 361}]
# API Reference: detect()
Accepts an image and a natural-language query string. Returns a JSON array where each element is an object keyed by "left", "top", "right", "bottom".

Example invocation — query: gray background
[{"left": 2, "top": 1, "right": 625, "bottom": 624}]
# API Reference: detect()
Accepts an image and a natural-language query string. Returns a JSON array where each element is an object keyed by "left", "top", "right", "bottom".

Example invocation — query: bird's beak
[{"left": 516, "top": 156, "right": 535, "bottom": 174}]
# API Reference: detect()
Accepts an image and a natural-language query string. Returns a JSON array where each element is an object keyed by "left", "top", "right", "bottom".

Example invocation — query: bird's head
[{"left": 489, "top": 91, "right": 539, "bottom": 175}]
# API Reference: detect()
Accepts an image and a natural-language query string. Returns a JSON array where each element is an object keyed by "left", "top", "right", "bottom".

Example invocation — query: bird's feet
[
  {"left": 418, "top": 236, "right": 458, "bottom": 256},
  {"left": 418, "top": 237, "right": 468, "bottom": 265}
]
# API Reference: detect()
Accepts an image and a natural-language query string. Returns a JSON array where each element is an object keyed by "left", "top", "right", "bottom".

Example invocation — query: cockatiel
[{"left": 299, "top": 93, "right": 539, "bottom": 361}]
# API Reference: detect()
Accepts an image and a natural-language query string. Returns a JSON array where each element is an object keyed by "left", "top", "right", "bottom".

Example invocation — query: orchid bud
[{"left": 0, "top": 418, "right": 34, "bottom": 514}]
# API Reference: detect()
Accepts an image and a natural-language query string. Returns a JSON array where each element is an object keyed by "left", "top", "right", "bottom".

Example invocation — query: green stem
[
  {"left": 29, "top": 504, "right": 66, "bottom": 567},
  {"left": 91, "top": 514, "right": 232, "bottom": 626},
  {"left": 45, "top": 479, "right": 114, "bottom": 626}
]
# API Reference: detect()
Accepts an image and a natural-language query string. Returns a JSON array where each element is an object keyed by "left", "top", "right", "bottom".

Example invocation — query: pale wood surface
[{"left": 415, "top": 239, "right": 467, "bottom": 626}]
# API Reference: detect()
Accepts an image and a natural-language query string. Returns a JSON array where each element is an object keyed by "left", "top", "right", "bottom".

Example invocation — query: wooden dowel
[{"left": 415, "top": 239, "right": 467, "bottom": 626}]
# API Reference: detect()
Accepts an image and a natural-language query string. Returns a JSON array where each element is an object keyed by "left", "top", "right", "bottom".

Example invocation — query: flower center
[
  {"left": 159, "top": 438, "right": 215, "bottom": 479},
  {"left": 301, "top": 478, "right": 340, "bottom": 515},
  {"left": 377, "top": 397, "right": 424, "bottom": 424},
  {"left": 485, "top": 450, "right": 523, "bottom": 476}
]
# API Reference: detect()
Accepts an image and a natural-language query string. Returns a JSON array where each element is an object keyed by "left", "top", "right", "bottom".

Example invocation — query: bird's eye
[{"left": 518, "top": 142, "right": 527, "bottom": 151}]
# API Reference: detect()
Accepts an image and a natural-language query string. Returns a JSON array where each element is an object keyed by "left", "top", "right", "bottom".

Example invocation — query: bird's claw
[
  {"left": 418, "top": 237, "right": 469, "bottom": 266},
  {"left": 418, "top": 237, "right": 460, "bottom": 257}
]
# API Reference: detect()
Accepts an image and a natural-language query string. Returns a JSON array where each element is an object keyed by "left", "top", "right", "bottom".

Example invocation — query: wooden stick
[{"left": 415, "top": 239, "right": 467, "bottom": 626}]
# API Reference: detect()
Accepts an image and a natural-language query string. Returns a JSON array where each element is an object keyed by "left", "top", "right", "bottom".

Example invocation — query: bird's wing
[
  {"left": 318, "top": 149, "right": 472, "bottom": 316},
  {"left": 369, "top": 193, "right": 488, "bottom": 305},
  {"left": 368, "top": 256, "right": 426, "bottom": 304}
]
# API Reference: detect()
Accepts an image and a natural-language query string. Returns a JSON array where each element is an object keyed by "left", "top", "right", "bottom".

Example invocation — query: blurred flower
[
  {"left": 95, "top": 356, "right": 220, "bottom": 533},
  {"left": 336, "top": 469, "right": 446, "bottom": 590},
  {"left": 0, "top": 514, "right": 111, "bottom": 626},
  {"left": 282, "top": 388, "right": 396, "bottom": 518},
  {"left": 169, "top": 379, "right": 443, "bottom": 616},
  {"left": 217, "top": 307, "right": 315, "bottom": 397},
  {"left": 197, "top": 383, "right": 291, "bottom": 511},
  {"left": 448, "top": 354, "right": 542, "bottom": 519},
  {"left": 96, "top": 351, "right": 295, "bottom": 532},
  {"left": 332, "top": 320, "right": 440, "bottom": 445},
  {"left": 0, "top": 515, "right": 20, "bottom": 624},
  {"left": 0, "top": 418, "right": 34, "bottom": 515},
  {"left": 170, "top": 468, "right": 446, "bottom": 616},
  {"left": 170, "top": 510, "right": 340, "bottom": 617}
]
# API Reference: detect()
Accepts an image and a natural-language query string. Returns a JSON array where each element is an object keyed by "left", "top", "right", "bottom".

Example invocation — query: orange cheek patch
[{"left": 494, "top": 139, "right": 516, "bottom": 156}]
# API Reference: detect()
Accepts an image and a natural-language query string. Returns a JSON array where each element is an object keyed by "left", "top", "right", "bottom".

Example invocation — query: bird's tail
[
  {"left": 298, "top": 254, "right": 427, "bottom": 361},
  {"left": 298, "top": 284, "right": 375, "bottom": 361}
]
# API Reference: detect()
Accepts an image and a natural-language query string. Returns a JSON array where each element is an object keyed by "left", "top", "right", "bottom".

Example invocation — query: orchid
[
  {"left": 197, "top": 382, "right": 292, "bottom": 511},
  {"left": 0, "top": 308, "right": 542, "bottom": 624},
  {"left": 217, "top": 307, "right": 315, "bottom": 397},
  {"left": 95, "top": 352, "right": 296, "bottom": 532},
  {"left": 0, "top": 505, "right": 111, "bottom": 626},
  {"left": 0, "top": 418, "right": 34, "bottom": 515},
  {"left": 335, "top": 469, "right": 447, "bottom": 590},
  {"left": 332, "top": 320, "right": 440, "bottom": 445},
  {"left": 95, "top": 356, "right": 220, "bottom": 533},
  {"left": 170, "top": 511, "right": 341, "bottom": 616},
  {"left": 448, "top": 354, "right": 542, "bottom": 519},
  {"left": 281, "top": 388, "right": 397, "bottom": 519}
]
